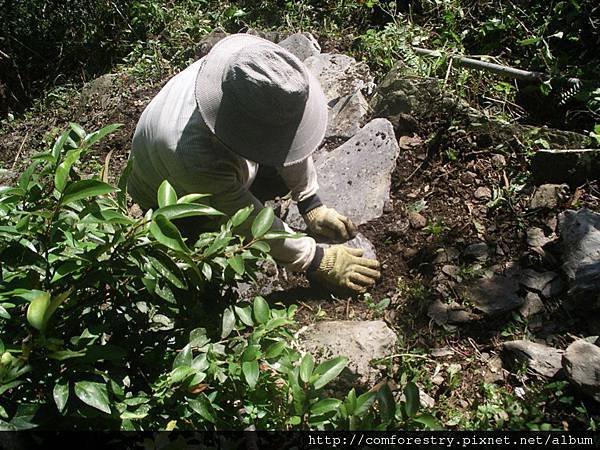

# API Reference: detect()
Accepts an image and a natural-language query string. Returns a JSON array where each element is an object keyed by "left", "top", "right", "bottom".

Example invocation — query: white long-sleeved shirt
[{"left": 128, "top": 58, "right": 319, "bottom": 271}]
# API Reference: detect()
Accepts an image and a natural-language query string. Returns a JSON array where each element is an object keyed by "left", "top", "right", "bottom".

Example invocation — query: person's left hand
[{"left": 303, "top": 205, "right": 357, "bottom": 242}]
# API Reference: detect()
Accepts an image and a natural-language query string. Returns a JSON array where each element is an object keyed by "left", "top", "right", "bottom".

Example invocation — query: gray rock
[
  {"left": 320, "top": 232, "right": 377, "bottom": 260},
  {"left": 563, "top": 340, "right": 600, "bottom": 402},
  {"left": 304, "top": 53, "right": 373, "bottom": 103},
  {"left": 80, "top": 74, "right": 120, "bottom": 111},
  {"left": 519, "top": 292, "right": 545, "bottom": 318},
  {"left": 463, "top": 242, "right": 489, "bottom": 262},
  {"left": 428, "top": 300, "right": 479, "bottom": 326},
  {"left": 298, "top": 320, "right": 396, "bottom": 386},
  {"left": 532, "top": 149, "right": 600, "bottom": 186},
  {"left": 194, "top": 30, "right": 228, "bottom": 58},
  {"left": 441, "top": 264, "right": 462, "bottom": 281},
  {"left": 529, "top": 184, "right": 569, "bottom": 210},
  {"left": 461, "top": 265, "right": 523, "bottom": 315},
  {"left": 245, "top": 28, "right": 283, "bottom": 43},
  {"left": 491, "top": 154, "right": 507, "bottom": 168},
  {"left": 278, "top": 32, "right": 321, "bottom": 61},
  {"left": 474, "top": 186, "right": 492, "bottom": 200},
  {"left": 558, "top": 209, "right": 600, "bottom": 304},
  {"left": 434, "top": 247, "right": 460, "bottom": 264},
  {"left": 408, "top": 211, "right": 427, "bottom": 229},
  {"left": 526, "top": 227, "right": 554, "bottom": 248},
  {"left": 326, "top": 91, "right": 369, "bottom": 139},
  {"left": 502, "top": 340, "right": 563, "bottom": 378},
  {"left": 519, "top": 270, "right": 560, "bottom": 297},
  {"left": 284, "top": 119, "right": 400, "bottom": 227}
]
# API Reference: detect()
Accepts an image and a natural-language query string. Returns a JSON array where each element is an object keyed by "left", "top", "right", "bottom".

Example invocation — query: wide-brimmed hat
[{"left": 195, "top": 33, "right": 327, "bottom": 167}]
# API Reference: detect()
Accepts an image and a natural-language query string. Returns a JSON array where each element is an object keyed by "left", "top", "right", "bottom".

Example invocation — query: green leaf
[
  {"left": 74, "top": 381, "right": 111, "bottom": 414},
  {"left": 157, "top": 180, "right": 177, "bottom": 207},
  {"left": 249, "top": 241, "right": 270, "bottom": 253},
  {"left": 354, "top": 391, "right": 377, "bottom": 417},
  {"left": 83, "top": 123, "right": 123, "bottom": 147},
  {"left": 313, "top": 356, "right": 347, "bottom": 390},
  {"left": 231, "top": 205, "right": 254, "bottom": 227},
  {"left": 253, "top": 296, "right": 270, "bottom": 324},
  {"left": 300, "top": 353, "right": 314, "bottom": 384},
  {"left": 149, "top": 215, "right": 190, "bottom": 253},
  {"left": 26, "top": 291, "right": 51, "bottom": 331},
  {"left": 413, "top": 414, "right": 442, "bottom": 430},
  {"left": 0, "top": 306, "right": 10, "bottom": 320},
  {"left": 188, "top": 395, "right": 216, "bottom": 423},
  {"left": 189, "top": 328, "right": 210, "bottom": 348},
  {"left": 53, "top": 381, "right": 69, "bottom": 413},
  {"left": 241, "top": 345, "right": 261, "bottom": 362},
  {"left": 404, "top": 381, "right": 420, "bottom": 418},
  {"left": 154, "top": 203, "right": 223, "bottom": 220},
  {"left": 234, "top": 306, "right": 254, "bottom": 327},
  {"left": 168, "top": 366, "right": 195, "bottom": 384},
  {"left": 377, "top": 383, "right": 396, "bottom": 425},
  {"left": 54, "top": 149, "right": 83, "bottom": 192},
  {"left": 148, "top": 254, "right": 186, "bottom": 289},
  {"left": 228, "top": 255, "right": 245, "bottom": 275},
  {"left": 173, "top": 344, "right": 193, "bottom": 369},
  {"left": 70, "top": 122, "right": 86, "bottom": 139},
  {"left": 264, "top": 341, "right": 286, "bottom": 359},
  {"left": 242, "top": 360, "right": 259, "bottom": 389},
  {"left": 177, "top": 193, "right": 211, "bottom": 204},
  {"left": 310, "top": 398, "right": 342, "bottom": 415},
  {"left": 52, "top": 130, "right": 72, "bottom": 162},
  {"left": 61, "top": 179, "right": 116, "bottom": 205},
  {"left": 221, "top": 308, "right": 235, "bottom": 339},
  {"left": 251, "top": 207, "right": 275, "bottom": 238}
]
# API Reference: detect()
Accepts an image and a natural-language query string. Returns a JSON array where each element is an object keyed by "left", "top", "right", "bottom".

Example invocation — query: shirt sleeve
[{"left": 276, "top": 156, "right": 319, "bottom": 202}]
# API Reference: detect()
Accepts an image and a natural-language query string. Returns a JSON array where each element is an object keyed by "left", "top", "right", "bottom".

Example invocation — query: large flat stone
[
  {"left": 461, "top": 265, "right": 523, "bottom": 316},
  {"left": 558, "top": 209, "right": 600, "bottom": 305},
  {"left": 285, "top": 119, "right": 400, "bottom": 227},
  {"left": 563, "top": 340, "right": 600, "bottom": 402},
  {"left": 326, "top": 91, "right": 369, "bottom": 139},
  {"left": 304, "top": 53, "right": 373, "bottom": 104},
  {"left": 298, "top": 320, "right": 397, "bottom": 386},
  {"left": 532, "top": 149, "right": 600, "bottom": 186},
  {"left": 502, "top": 340, "right": 563, "bottom": 378}
]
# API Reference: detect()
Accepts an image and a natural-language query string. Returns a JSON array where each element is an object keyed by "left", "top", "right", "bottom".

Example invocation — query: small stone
[
  {"left": 428, "top": 300, "right": 479, "bottom": 325},
  {"left": 432, "top": 374, "right": 444, "bottom": 385},
  {"left": 402, "top": 247, "right": 418, "bottom": 259},
  {"left": 519, "top": 292, "right": 545, "bottom": 318},
  {"left": 442, "top": 265, "right": 462, "bottom": 281},
  {"left": 474, "top": 186, "right": 492, "bottom": 200},
  {"left": 419, "top": 390, "right": 436, "bottom": 409},
  {"left": 463, "top": 242, "right": 489, "bottom": 262},
  {"left": 502, "top": 340, "right": 564, "bottom": 378},
  {"left": 383, "top": 199, "right": 394, "bottom": 213},
  {"left": 519, "top": 270, "right": 560, "bottom": 298},
  {"left": 433, "top": 247, "right": 460, "bottom": 264},
  {"left": 408, "top": 212, "right": 427, "bottom": 229},
  {"left": 563, "top": 340, "right": 600, "bottom": 401},
  {"left": 526, "top": 227, "right": 553, "bottom": 248},
  {"left": 491, "top": 154, "right": 507, "bottom": 168},
  {"left": 431, "top": 347, "right": 454, "bottom": 358},
  {"left": 529, "top": 184, "right": 569, "bottom": 210}
]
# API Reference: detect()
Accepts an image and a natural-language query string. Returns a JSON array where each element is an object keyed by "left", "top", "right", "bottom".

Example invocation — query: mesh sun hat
[{"left": 195, "top": 33, "right": 328, "bottom": 167}]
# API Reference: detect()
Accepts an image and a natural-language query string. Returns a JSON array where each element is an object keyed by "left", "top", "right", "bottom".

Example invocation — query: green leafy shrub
[{"left": 0, "top": 124, "right": 437, "bottom": 430}]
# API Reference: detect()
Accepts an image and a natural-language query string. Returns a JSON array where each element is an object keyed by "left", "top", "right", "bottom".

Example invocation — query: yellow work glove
[
  {"left": 312, "top": 245, "right": 381, "bottom": 294},
  {"left": 303, "top": 205, "right": 358, "bottom": 243}
]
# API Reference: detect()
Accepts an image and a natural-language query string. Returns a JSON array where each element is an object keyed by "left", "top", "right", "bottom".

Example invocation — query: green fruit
[
  {"left": 1, "top": 352, "right": 13, "bottom": 365},
  {"left": 26, "top": 291, "right": 51, "bottom": 331}
]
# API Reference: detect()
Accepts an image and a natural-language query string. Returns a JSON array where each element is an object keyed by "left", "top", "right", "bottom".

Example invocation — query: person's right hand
[{"left": 312, "top": 245, "right": 381, "bottom": 293}]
